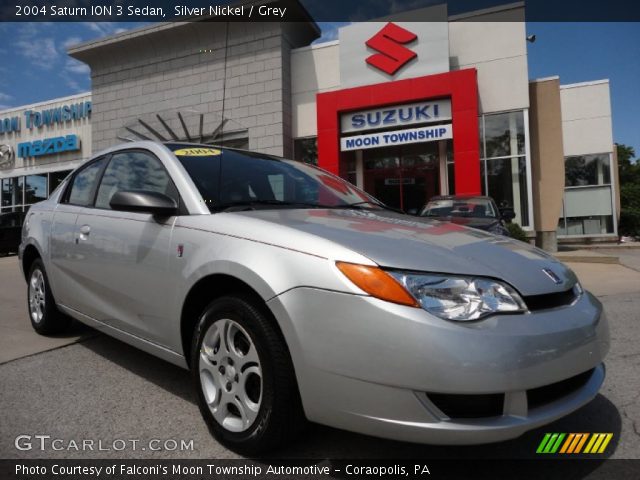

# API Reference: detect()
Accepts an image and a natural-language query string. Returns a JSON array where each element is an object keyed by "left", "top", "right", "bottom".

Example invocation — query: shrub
[
  {"left": 619, "top": 208, "right": 640, "bottom": 238},
  {"left": 506, "top": 222, "right": 528, "bottom": 242}
]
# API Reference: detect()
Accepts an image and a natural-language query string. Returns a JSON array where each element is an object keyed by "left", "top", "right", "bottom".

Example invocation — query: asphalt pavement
[{"left": 0, "top": 253, "right": 639, "bottom": 462}]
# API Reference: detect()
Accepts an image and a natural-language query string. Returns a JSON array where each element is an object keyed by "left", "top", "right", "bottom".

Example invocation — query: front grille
[
  {"left": 523, "top": 288, "right": 577, "bottom": 311},
  {"left": 527, "top": 369, "right": 595, "bottom": 410},
  {"left": 426, "top": 368, "right": 595, "bottom": 419},
  {"left": 427, "top": 392, "right": 504, "bottom": 419}
]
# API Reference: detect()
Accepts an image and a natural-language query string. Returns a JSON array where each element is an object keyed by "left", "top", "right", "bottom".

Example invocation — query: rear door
[{"left": 49, "top": 157, "right": 108, "bottom": 308}]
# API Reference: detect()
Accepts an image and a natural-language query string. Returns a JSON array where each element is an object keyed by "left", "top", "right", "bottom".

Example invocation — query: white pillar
[
  {"left": 438, "top": 140, "right": 448, "bottom": 194},
  {"left": 509, "top": 113, "right": 522, "bottom": 225},
  {"left": 355, "top": 150, "right": 364, "bottom": 189}
]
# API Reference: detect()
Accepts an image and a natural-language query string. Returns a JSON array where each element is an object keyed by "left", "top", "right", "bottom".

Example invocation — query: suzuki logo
[
  {"left": 365, "top": 22, "right": 418, "bottom": 76},
  {"left": 542, "top": 268, "right": 563, "bottom": 285}
]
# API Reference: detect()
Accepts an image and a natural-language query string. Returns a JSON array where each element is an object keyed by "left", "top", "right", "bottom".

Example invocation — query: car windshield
[
  {"left": 420, "top": 198, "right": 498, "bottom": 219},
  {"left": 167, "top": 144, "right": 382, "bottom": 212}
]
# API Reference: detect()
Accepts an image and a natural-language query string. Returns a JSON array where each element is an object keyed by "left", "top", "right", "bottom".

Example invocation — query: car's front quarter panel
[
  {"left": 267, "top": 285, "right": 609, "bottom": 444},
  {"left": 167, "top": 215, "right": 374, "bottom": 355}
]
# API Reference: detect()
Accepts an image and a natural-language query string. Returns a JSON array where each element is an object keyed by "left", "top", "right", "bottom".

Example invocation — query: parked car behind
[
  {"left": 419, "top": 195, "right": 514, "bottom": 236},
  {"left": 0, "top": 211, "right": 26, "bottom": 255},
  {"left": 20, "top": 142, "right": 609, "bottom": 454}
]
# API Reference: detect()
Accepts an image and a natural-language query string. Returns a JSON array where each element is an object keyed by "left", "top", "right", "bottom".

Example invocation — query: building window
[
  {"left": 340, "top": 151, "right": 357, "bottom": 186},
  {"left": 1, "top": 177, "right": 24, "bottom": 212},
  {"left": 479, "top": 110, "right": 529, "bottom": 227},
  {"left": 293, "top": 137, "right": 318, "bottom": 165},
  {"left": 565, "top": 154, "right": 611, "bottom": 187},
  {"left": 558, "top": 153, "right": 615, "bottom": 237},
  {"left": 1, "top": 170, "right": 73, "bottom": 214}
]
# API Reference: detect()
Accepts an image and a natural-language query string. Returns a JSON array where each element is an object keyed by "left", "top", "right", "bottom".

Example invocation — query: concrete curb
[
  {"left": 566, "top": 243, "right": 640, "bottom": 250},
  {"left": 555, "top": 252, "right": 620, "bottom": 265}
]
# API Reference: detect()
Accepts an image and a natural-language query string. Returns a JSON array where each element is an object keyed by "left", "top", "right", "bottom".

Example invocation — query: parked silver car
[{"left": 20, "top": 141, "right": 609, "bottom": 453}]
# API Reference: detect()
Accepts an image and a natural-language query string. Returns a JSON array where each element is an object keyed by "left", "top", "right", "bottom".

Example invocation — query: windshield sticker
[{"left": 173, "top": 147, "right": 222, "bottom": 156}]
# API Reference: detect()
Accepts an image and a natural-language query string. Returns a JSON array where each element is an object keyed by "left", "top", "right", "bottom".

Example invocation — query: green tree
[
  {"left": 617, "top": 144, "right": 640, "bottom": 184},
  {"left": 617, "top": 144, "right": 640, "bottom": 237}
]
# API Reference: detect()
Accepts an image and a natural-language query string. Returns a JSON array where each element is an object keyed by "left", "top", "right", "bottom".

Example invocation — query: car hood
[
  {"left": 429, "top": 216, "right": 501, "bottom": 231},
  {"left": 204, "top": 208, "right": 577, "bottom": 296}
]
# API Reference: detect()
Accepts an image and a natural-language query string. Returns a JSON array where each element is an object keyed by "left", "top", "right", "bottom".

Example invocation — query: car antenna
[{"left": 220, "top": 21, "right": 229, "bottom": 146}]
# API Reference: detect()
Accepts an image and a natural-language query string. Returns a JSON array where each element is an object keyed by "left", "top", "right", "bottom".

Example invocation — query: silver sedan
[{"left": 20, "top": 141, "right": 609, "bottom": 454}]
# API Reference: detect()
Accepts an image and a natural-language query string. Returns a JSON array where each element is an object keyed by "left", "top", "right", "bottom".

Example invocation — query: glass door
[{"left": 362, "top": 141, "right": 441, "bottom": 213}]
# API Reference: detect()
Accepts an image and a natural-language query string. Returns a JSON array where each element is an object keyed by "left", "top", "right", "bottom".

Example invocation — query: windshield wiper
[
  {"left": 212, "top": 199, "right": 403, "bottom": 214},
  {"left": 212, "top": 200, "right": 325, "bottom": 212},
  {"left": 325, "top": 202, "right": 404, "bottom": 214}
]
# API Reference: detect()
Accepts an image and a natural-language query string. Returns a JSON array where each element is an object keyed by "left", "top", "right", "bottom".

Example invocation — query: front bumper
[{"left": 267, "top": 287, "right": 609, "bottom": 445}]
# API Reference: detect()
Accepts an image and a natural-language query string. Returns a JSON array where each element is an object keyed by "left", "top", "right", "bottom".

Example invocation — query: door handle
[{"left": 78, "top": 225, "right": 91, "bottom": 242}]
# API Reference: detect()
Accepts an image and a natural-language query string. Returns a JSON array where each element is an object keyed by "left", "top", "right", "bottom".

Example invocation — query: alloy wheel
[
  {"left": 29, "top": 268, "right": 46, "bottom": 324},
  {"left": 199, "top": 318, "right": 263, "bottom": 432}
]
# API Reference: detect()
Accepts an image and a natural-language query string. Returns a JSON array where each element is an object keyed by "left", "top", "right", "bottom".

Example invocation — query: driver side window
[{"left": 95, "top": 151, "right": 176, "bottom": 210}]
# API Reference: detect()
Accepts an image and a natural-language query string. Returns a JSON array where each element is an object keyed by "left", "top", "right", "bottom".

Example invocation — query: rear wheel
[
  {"left": 191, "top": 295, "right": 304, "bottom": 454},
  {"left": 28, "top": 259, "right": 70, "bottom": 335}
]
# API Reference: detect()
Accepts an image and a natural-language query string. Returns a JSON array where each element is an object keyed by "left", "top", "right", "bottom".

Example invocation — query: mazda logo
[{"left": 0, "top": 144, "right": 14, "bottom": 168}]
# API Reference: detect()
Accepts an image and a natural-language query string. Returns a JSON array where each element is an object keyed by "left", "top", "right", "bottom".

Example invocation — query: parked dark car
[
  {"left": 419, "top": 195, "right": 514, "bottom": 236},
  {"left": 0, "top": 211, "right": 26, "bottom": 255}
]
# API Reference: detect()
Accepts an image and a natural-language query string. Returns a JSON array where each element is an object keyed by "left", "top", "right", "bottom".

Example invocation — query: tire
[
  {"left": 27, "top": 258, "right": 70, "bottom": 335},
  {"left": 191, "top": 294, "right": 304, "bottom": 454}
]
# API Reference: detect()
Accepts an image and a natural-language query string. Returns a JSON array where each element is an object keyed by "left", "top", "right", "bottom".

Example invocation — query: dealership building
[{"left": 0, "top": 1, "right": 618, "bottom": 249}]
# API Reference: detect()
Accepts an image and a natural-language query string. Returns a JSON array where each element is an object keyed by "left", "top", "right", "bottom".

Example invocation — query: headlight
[{"left": 389, "top": 272, "right": 527, "bottom": 321}]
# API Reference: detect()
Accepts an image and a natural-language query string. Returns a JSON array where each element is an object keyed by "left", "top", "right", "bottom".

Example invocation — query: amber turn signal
[{"left": 336, "top": 262, "right": 419, "bottom": 307}]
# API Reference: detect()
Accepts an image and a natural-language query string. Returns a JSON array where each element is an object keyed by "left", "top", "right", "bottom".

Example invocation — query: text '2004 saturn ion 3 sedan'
[{"left": 20, "top": 142, "right": 609, "bottom": 454}]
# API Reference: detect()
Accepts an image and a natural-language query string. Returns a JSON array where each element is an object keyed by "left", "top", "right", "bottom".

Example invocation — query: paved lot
[
  {"left": 0, "top": 256, "right": 95, "bottom": 364},
  {"left": 598, "top": 248, "right": 640, "bottom": 272},
  {"left": 0, "top": 254, "right": 639, "bottom": 461}
]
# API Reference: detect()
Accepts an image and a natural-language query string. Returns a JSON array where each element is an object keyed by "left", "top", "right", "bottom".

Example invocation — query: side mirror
[
  {"left": 500, "top": 208, "right": 516, "bottom": 223},
  {"left": 110, "top": 190, "right": 178, "bottom": 216}
]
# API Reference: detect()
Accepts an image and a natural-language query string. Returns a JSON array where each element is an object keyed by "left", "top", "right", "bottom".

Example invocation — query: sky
[{"left": 0, "top": 21, "right": 638, "bottom": 155}]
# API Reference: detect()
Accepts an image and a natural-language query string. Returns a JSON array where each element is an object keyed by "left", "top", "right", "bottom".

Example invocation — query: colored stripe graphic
[
  {"left": 584, "top": 433, "right": 599, "bottom": 453},
  {"left": 567, "top": 433, "right": 584, "bottom": 453},
  {"left": 536, "top": 433, "right": 565, "bottom": 453},
  {"left": 584, "top": 433, "right": 614, "bottom": 453},
  {"left": 536, "top": 433, "right": 552, "bottom": 453},
  {"left": 550, "top": 433, "right": 565, "bottom": 453},
  {"left": 559, "top": 433, "right": 575, "bottom": 453},
  {"left": 574, "top": 433, "right": 589, "bottom": 453},
  {"left": 538, "top": 433, "right": 614, "bottom": 454}
]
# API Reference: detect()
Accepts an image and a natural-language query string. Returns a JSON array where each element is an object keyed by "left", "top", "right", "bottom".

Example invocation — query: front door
[
  {"left": 362, "top": 141, "right": 442, "bottom": 213},
  {"left": 73, "top": 150, "right": 180, "bottom": 348}
]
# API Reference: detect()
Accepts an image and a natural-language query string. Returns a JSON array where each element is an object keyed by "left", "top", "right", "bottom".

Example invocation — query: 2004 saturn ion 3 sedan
[{"left": 20, "top": 141, "right": 609, "bottom": 454}]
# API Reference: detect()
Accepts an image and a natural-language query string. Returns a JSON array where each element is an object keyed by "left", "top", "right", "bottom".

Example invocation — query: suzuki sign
[
  {"left": 339, "top": 6, "right": 449, "bottom": 88},
  {"left": 341, "top": 99, "right": 452, "bottom": 133}
]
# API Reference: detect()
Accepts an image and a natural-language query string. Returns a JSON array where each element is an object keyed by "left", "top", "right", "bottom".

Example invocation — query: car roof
[
  {"left": 89, "top": 140, "right": 285, "bottom": 163},
  {"left": 428, "top": 195, "right": 494, "bottom": 201}
]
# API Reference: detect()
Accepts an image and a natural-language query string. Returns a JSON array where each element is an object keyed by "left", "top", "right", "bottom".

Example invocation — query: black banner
[
  {"left": 2, "top": 0, "right": 640, "bottom": 22},
  {"left": 2, "top": 459, "right": 640, "bottom": 480}
]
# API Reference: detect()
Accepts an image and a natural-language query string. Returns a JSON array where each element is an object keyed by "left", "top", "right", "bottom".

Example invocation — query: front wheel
[
  {"left": 27, "top": 258, "right": 70, "bottom": 335},
  {"left": 191, "top": 295, "right": 304, "bottom": 454}
]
